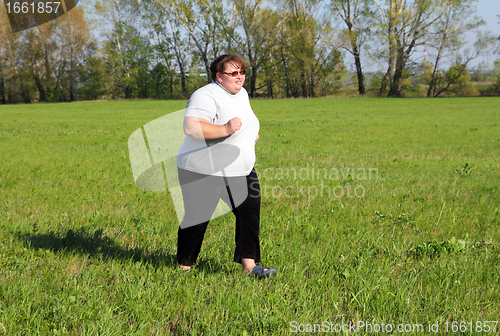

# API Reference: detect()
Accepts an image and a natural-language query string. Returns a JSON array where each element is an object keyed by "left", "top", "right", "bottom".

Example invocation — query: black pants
[{"left": 176, "top": 168, "right": 261, "bottom": 266}]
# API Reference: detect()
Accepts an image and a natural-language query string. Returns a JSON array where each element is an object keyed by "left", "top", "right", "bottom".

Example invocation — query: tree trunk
[
  {"left": 353, "top": 48, "right": 365, "bottom": 95},
  {"left": 141, "top": 69, "right": 148, "bottom": 99},
  {"left": 388, "top": 11, "right": 421, "bottom": 98},
  {"left": 379, "top": 39, "right": 394, "bottom": 96},
  {"left": 0, "top": 71, "right": 5, "bottom": 104},
  {"left": 8, "top": 76, "right": 14, "bottom": 103},
  {"left": 267, "top": 75, "right": 273, "bottom": 98},
  {"left": 346, "top": 20, "right": 365, "bottom": 95},
  {"left": 379, "top": 2, "right": 395, "bottom": 97},
  {"left": 379, "top": 58, "right": 393, "bottom": 97},
  {"left": 309, "top": 68, "right": 315, "bottom": 97},
  {"left": 387, "top": 49, "right": 405, "bottom": 97},
  {"left": 283, "top": 61, "right": 291, "bottom": 98},
  {"left": 433, "top": 62, "right": 469, "bottom": 97},
  {"left": 29, "top": 56, "right": 46, "bottom": 102},
  {"left": 69, "top": 46, "right": 75, "bottom": 101},
  {"left": 388, "top": 32, "right": 418, "bottom": 98},
  {"left": 124, "top": 86, "right": 132, "bottom": 99},
  {"left": 180, "top": 64, "right": 187, "bottom": 97},
  {"left": 250, "top": 65, "right": 257, "bottom": 98},
  {"left": 157, "top": 70, "right": 162, "bottom": 98},
  {"left": 6, "top": 39, "right": 30, "bottom": 103},
  {"left": 427, "top": 32, "right": 447, "bottom": 97},
  {"left": 26, "top": 31, "right": 47, "bottom": 102},
  {"left": 301, "top": 67, "right": 307, "bottom": 97},
  {"left": 264, "top": 64, "right": 273, "bottom": 98},
  {"left": 169, "top": 70, "right": 173, "bottom": 98},
  {"left": 203, "top": 54, "right": 211, "bottom": 84},
  {"left": 12, "top": 66, "right": 30, "bottom": 103},
  {"left": 159, "top": 50, "right": 173, "bottom": 98},
  {"left": 53, "top": 58, "right": 67, "bottom": 102}
]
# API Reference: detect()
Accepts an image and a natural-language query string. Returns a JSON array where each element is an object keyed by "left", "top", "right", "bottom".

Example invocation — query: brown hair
[{"left": 210, "top": 54, "right": 248, "bottom": 81}]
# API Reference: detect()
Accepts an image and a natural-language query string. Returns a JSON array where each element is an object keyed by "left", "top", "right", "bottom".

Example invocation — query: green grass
[{"left": 1, "top": 97, "right": 499, "bottom": 335}]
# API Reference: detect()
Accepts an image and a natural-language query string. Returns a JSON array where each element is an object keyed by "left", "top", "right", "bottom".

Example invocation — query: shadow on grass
[{"left": 15, "top": 228, "right": 231, "bottom": 275}]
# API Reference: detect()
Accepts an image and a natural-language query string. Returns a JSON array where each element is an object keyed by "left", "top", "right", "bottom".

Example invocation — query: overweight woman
[{"left": 175, "top": 54, "right": 275, "bottom": 278}]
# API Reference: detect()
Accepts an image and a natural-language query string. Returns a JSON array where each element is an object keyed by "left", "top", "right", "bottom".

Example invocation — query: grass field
[{"left": 1, "top": 97, "right": 499, "bottom": 335}]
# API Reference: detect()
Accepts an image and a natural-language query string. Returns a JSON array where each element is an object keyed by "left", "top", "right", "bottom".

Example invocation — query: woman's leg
[
  {"left": 224, "top": 169, "right": 262, "bottom": 269},
  {"left": 177, "top": 168, "right": 224, "bottom": 267},
  {"left": 177, "top": 221, "right": 210, "bottom": 267}
]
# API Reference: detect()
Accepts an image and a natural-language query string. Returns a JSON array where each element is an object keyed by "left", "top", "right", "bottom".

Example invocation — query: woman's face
[{"left": 216, "top": 62, "right": 245, "bottom": 94}]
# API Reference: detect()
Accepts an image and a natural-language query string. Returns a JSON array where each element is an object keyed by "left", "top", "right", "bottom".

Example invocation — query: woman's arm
[{"left": 184, "top": 117, "right": 242, "bottom": 140}]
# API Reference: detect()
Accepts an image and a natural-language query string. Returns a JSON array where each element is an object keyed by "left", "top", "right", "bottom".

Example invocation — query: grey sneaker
[{"left": 251, "top": 265, "right": 276, "bottom": 278}]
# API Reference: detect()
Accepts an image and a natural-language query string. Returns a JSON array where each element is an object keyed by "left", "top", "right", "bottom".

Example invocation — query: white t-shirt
[{"left": 177, "top": 82, "right": 260, "bottom": 177}]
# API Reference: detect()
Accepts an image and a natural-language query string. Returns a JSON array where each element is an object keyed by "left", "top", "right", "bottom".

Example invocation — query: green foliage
[
  {"left": 420, "top": 60, "right": 434, "bottom": 86},
  {"left": 446, "top": 63, "right": 481, "bottom": 97},
  {"left": 424, "top": 61, "right": 481, "bottom": 97},
  {"left": 102, "top": 22, "right": 153, "bottom": 99},
  {"left": 3, "top": 0, "right": 499, "bottom": 102},
  {"left": 421, "top": 60, "right": 445, "bottom": 94},
  {"left": 471, "top": 61, "right": 490, "bottom": 82},
  {"left": 368, "top": 73, "right": 382, "bottom": 92},
  {"left": 495, "top": 60, "right": 500, "bottom": 92},
  {"left": 398, "top": 68, "right": 415, "bottom": 97},
  {"left": 408, "top": 237, "right": 467, "bottom": 260},
  {"left": 79, "top": 55, "right": 107, "bottom": 100},
  {"left": 271, "top": 6, "right": 345, "bottom": 98}
]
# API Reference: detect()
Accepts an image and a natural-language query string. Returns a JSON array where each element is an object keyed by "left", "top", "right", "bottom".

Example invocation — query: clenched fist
[{"left": 225, "top": 117, "right": 242, "bottom": 135}]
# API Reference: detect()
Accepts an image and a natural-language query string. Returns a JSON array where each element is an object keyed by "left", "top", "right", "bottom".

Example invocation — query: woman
[{"left": 176, "top": 54, "right": 275, "bottom": 278}]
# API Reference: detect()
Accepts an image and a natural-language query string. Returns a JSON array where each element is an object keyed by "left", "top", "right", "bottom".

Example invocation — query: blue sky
[
  {"left": 463, "top": 0, "right": 499, "bottom": 69},
  {"left": 477, "top": 0, "right": 500, "bottom": 34}
]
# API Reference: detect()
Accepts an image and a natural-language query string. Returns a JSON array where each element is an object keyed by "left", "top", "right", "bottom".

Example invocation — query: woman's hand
[
  {"left": 255, "top": 134, "right": 259, "bottom": 144},
  {"left": 225, "top": 117, "right": 242, "bottom": 135}
]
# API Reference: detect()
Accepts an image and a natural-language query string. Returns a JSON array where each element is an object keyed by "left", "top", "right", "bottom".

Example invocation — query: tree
[
  {"left": 103, "top": 22, "right": 150, "bottom": 98},
  {"left": 0, "top": 49, "right": 7, "bottom": 104},
  {"left": 96, "top": 0, "right": 146, "bottom": 98},
  {"left": 274, "top": 0, "right": 343, "bottom": 98},
  {"left": 225, "top": 0, "right": 279, "bottom": 97},
  {"left": 153, "top": 42, "right": 177, "bottom": 98},
  {"left": 16, "top": 6, "right": 95, "bottom": 102},
  {"left": 144, "top": 0, "right": 191, "bottom": 97},
  {"left": 494, "top": 60, "right": 500, "bottom": 93},
  {"left": 0, "top": 8, "right": 31, "bottom": 103},
  {"left": 444, "top": 61, "right": 471, "bottom": 95},
  {"left": 329, "top": 0, "right": 374, "bottom": 95},
  {"left": 0, "top": 12, "right": 9, "bottom": 104},
  {"left": 22, "top": 23, "right": 58, "bottom": 102},
  {"left": 54, "top": 6, "right": 96, "bottom": 101},
  {"left": 373, "top": 0, "right": 454, "bottom": 97},
  {"left": 149, "top": 60, "right": 171, "bottom": 99},
  {"left": 425, "top": 0, "right": 485, "bottom": 97},
  {"left": 431, "top": 32, "right": 496, "bottom": 97},
  {"left": 168, "top": 0, "right": 228, "bottom": 82},
  {"left": 79, "top": 55, "right": 106, "bottom": 100},
  {"left": 257, "top": 9, "right": 286, "bottom": 98}
]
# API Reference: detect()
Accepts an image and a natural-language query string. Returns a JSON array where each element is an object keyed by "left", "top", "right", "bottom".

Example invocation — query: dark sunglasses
[{"left": 223, "top": 69, "right": 246, "bottom": 77}]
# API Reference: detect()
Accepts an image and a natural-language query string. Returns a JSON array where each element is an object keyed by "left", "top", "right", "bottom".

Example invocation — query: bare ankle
[
  {"left": 178, "top": 264, "right": 191, "bottom": 271},
  {"left": 241, "top": 258, "right": 257, "bottom": 273}
]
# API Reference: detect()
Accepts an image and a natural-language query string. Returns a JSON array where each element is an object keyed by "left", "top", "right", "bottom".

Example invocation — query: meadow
[{"left": 0, "top": 97, "right": 499, "bottom": 335}]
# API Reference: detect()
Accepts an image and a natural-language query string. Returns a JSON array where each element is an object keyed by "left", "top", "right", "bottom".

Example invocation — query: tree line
[{"left": 0, "top": 0, "right": 498, "bottom": 104}]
